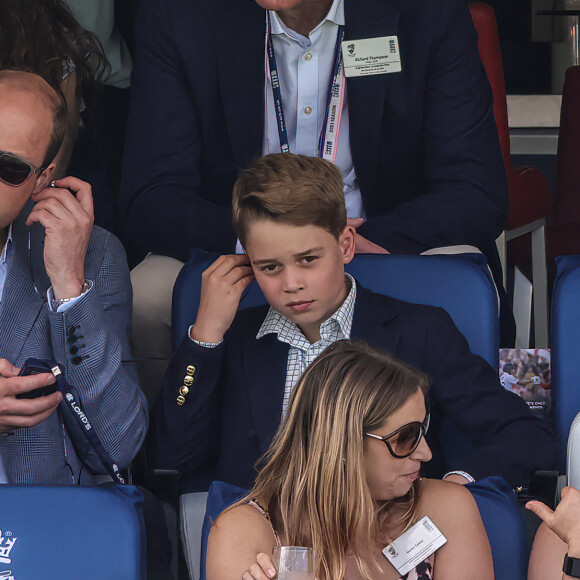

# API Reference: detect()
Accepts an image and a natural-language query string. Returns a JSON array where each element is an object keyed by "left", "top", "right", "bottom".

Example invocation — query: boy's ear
[
  {"left": 32, "top": 164, "right": 56, "bottom": 194},
  {"left": 340, "top": 225, "right": 356, "bottom": 264}
]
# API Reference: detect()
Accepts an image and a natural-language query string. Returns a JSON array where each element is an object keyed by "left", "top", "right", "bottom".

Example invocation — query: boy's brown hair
[{"left": 232, "top": 153, "right": 346, "bottom": 245}]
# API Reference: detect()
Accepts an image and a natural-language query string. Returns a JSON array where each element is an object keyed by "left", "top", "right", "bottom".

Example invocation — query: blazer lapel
[
  {"left": 243, "top": 331, "right": 289, "bottom": 453},
  {"left": 351, "top": 285, "right": 401, "bottom": 355},
  {"left": 344, "top": 0, "right": 400, "bottom": 212},
  {"left": 215, "top": 2, "right": 266, "bottom": 170},
  {"left": 0, "top": 219, "right": 47, "bottom": 364}
]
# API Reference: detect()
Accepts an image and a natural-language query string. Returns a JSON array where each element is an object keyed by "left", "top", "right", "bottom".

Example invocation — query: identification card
[
  {"left": 341, "top": 36, "right": 401, "bottom": 77},
  {"left": 382, "top": 516, "right": 447, "bottom": 576}
]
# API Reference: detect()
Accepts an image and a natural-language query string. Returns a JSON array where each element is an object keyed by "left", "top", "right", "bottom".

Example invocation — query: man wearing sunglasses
[{"left": 0, "top": 70, "right": 147, "bottom": 485}]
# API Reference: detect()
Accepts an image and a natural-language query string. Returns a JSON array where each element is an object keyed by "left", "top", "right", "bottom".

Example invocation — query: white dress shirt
[{"left": 263, "top": 0, "right": 364, "bottom": 220}]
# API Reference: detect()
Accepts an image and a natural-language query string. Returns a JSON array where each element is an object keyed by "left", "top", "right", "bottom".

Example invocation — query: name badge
[
  {"left": 382, "top": 516, "right": 447, "bottom": 576},
  {"left": 341, "top": 36, "right": 401, "bottom": 77}
]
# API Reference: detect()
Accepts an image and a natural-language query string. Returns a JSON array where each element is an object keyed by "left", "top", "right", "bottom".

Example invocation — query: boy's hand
[
  {"left": 190, "top": 254, "right": 254, "bottom": 343},
  {"left": 0, "top": 359, "right": 62, "bottom": 433},
  {"left": 347, "top": 218, "right": 389, "bottom": 254},
  {"left": 26, "top": 177, "right": 94, "bottom": 299}
]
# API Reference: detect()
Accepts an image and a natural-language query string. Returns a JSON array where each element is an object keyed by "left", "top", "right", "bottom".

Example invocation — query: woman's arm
[
  {"left": 528, "top": 523, "right": 567, "bottom": 580},
  {"left": 206, "top": 504, "right": 279, "bottom": 580},
  {"left": 527, "top": 486, "right": 580, "bottom": 580},
  {"left": 421, "top": 479, "right": 494, "bottom": 579}
]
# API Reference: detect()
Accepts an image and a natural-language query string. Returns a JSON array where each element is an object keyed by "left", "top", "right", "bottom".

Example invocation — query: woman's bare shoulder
[{"left": 417, "top": 478, "right": 479, "bottom": 524}]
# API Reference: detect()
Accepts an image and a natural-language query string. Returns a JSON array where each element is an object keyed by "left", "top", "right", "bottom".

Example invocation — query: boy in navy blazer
[{"left": 150, "top": 153, "right": 554, "bottom": 493}]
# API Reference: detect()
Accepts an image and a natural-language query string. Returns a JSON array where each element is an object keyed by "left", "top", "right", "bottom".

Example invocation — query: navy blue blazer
[
  {"left": 121, "top": 0, "right": 508, "bottom": 264},
  {"left": 0, "top": 207, "right": 148, "bottom": 485},
  {"left": 149, "top": 285, "right": 555, "bottom": 493}
]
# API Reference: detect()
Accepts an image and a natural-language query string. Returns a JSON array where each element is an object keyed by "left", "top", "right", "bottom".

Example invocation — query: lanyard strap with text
[
  {"left": 46, "top": 360, "right": 126, "bottom": 484},
  {"left": 266, "top": 14, "right": 346, "bottom": 163}
]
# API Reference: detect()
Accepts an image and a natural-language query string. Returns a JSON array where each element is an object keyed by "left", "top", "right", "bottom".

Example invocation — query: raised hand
[
  {"left": 26, "top": 176, "right": 94, "bottom": 299},
  {"left": 190, "top": 254, "right": 255, "bottom": 343}
]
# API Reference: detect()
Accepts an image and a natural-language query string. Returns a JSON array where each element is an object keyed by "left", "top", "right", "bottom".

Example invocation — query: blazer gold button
[
  {"left": 180, "top": 386, "right": 189, "bottom": 396},
  {"left": 186, "top": 365, "right": 196, "bottom": 375},
  {"left": 177, "top": 395, "right": 185, "bottom": 406},
  {"left": 183, "top": 375, "right": 194, "bottom": 386}
]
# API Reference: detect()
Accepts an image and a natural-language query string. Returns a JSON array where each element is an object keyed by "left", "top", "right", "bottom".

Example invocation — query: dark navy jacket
[
  {"left": 149, "top": 285, "right": 555, "bottom": 492},
  {"left": 121, "top": 0, "right": 508, "bottom": 266}
]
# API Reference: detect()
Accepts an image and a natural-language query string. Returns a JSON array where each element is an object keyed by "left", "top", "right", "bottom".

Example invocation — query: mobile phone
[{"left": 15, "top": 358, "right": 59, "bottom": 400}]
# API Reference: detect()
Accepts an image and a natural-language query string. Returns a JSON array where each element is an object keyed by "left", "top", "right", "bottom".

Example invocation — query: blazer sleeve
[
  {"left": 147, "top": 334, "right": 225, "bottom": 487},
  {"left": 358, "top": 0, "right": 508, "bottom": 254},
  {"left": 119, "top": 0, "right": 235, "bottom": 260},
  {"left": 424, "top": 307, "right": 556, "bottom": 486},
  {"left": 47, "top": 231, "right": 148, "bottom": 473}
]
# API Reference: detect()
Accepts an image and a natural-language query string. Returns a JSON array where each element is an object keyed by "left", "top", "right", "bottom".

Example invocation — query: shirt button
[
  {"left": 304, "top": 106, "right": 312, "bottom": 115},
  {"left": 304, "top": 52, "right": 312, "bottom": 61}
]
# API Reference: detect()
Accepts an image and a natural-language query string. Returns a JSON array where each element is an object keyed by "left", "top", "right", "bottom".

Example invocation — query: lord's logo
[{"left": 0, "top": 530, "right": 16, "bottom": 565}]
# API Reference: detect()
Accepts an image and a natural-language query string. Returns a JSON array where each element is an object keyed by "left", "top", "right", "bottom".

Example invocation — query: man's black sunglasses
[
  {"left": 0, "top": 150, "right": 46, "bottom": 186},
  {"left": 365, "top": 413, "right": 430, "bottom": 459}
]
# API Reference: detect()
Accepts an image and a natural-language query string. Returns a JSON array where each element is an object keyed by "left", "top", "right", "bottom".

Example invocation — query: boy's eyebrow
[
  {"left": 293, "top": 247, "right": 324, "bottom": 259},
  {"left": 251, "top": 247, "right": 324, "bottom": 265}
]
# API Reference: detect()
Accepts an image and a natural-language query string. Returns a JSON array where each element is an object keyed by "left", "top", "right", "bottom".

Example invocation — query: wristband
[
  {"left": 443, "top": 470, "right": 475, "bottom": 483},
  {"left": 564, "top": 555, "right": 580, "bottom": 578}
]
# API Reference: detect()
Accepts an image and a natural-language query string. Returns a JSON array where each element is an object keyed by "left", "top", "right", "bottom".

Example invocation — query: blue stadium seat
[
  {"left": 551, "top": 255, "right": 580, "bottom": 470},
  {"left": 199, "top": 478, "right": 526, "bottom": 580},
  {"left": 0, "top": 485, "right": 146, "bottom": 579},
  {"left": 173, "top": 252, "right": 499, "bottom": 367}
]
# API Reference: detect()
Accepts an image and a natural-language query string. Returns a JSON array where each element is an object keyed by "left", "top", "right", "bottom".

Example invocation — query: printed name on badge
[
  {"left": 382, "top": 516, "right": 447, "bottom": 576},
  {"left": 341, "top": 36, "right": 401, "bottom": 78}
]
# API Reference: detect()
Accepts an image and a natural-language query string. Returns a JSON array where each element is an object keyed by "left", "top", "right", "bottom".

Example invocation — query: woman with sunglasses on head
[
  {"left": 0, "top": 0, "right": 104, "bottom": 179},
  {"left": 206, "top": 340, "right": 493, "bottom": 580}
]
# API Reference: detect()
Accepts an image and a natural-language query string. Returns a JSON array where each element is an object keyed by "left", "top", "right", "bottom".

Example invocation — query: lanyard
[
  {"left": 265, "top": 13, "right": 346, "bottom": 163},
  {"left": 36, "top": 359, "right": 126, "bottom": 484}
]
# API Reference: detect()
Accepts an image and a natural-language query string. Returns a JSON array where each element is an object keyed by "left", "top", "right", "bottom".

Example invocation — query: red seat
[{"left": 469, "top": 1, "right": 551, "bottom": 347}]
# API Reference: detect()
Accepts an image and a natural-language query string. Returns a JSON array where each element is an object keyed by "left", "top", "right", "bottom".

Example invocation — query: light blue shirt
[{"left": 264, "top": 0, "right": 364, "bottom": 219}]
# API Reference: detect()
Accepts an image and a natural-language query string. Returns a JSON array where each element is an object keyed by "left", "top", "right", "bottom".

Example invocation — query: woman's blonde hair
[{"left": 251, "top": 340, "right": 430, "bottom": 579}]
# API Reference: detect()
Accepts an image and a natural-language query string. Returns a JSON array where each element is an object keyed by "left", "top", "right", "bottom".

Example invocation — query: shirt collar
[
  {"left": 257, "top": 272, "right": 357, "bottom": 346},
  {"left": 269, "top": 0, "right": 345, "bottom": 37},
  {"left": 0, "top": 224, "right": 13, "bottom": 269}
]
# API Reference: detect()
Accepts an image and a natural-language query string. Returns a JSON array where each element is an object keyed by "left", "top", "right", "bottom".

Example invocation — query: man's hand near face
[
  {"left": 190, "top": 254, "right": 255, "bottom": 343},
  {"left": 0, "top": 359, "right": 62, "bottom": 433},
  {"left": 25, "top": 176, "right": 94, "bottom": 299}
]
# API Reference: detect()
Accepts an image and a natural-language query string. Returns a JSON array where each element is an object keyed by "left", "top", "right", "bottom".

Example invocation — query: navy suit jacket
[
  {"left": 0, "top": 207, "right": 148, "bottom": 485},
  {"left": 149, "top": 285, "right": 555, "bottom": 493},
  {"left": 121, "top": 0, "right": 508, "bottom": 265}
]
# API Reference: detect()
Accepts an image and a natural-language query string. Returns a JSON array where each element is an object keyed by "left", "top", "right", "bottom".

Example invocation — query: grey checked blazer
[{"left": 0, "top": 206, "right": 147, "bottom": 484}]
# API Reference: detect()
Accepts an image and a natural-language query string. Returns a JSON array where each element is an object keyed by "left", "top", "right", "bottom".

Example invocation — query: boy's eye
[
  {"left": 260, "top": 264, "right": 279, "bottom": 272},
  {"left": 300, "top": 255, "right": 318, "bottom": 264}
]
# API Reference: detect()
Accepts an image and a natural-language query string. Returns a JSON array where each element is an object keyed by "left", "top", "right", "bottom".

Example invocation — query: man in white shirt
[{"left": 122, "top": 0, "right": 511, "bottom": 397}]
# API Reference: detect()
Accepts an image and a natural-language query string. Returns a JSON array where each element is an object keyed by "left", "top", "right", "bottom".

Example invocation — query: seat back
[
  {"left": 0, "top": 485, "right": 146, "bottom": 579},
  {"left": 552, "top": 255, "right": 580, "bottom": 469},
  {"left": 199, "top": 478, "right": 526, "bottom": 580},
  {"left": 469, "top": 2, "right": 551, "bottom": 231},
  {"left": 468, "top": 2, "right": 511, "bottom": 177},
  {"left": 173, "top": 252, "right": 499, "bottom": 367}
]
